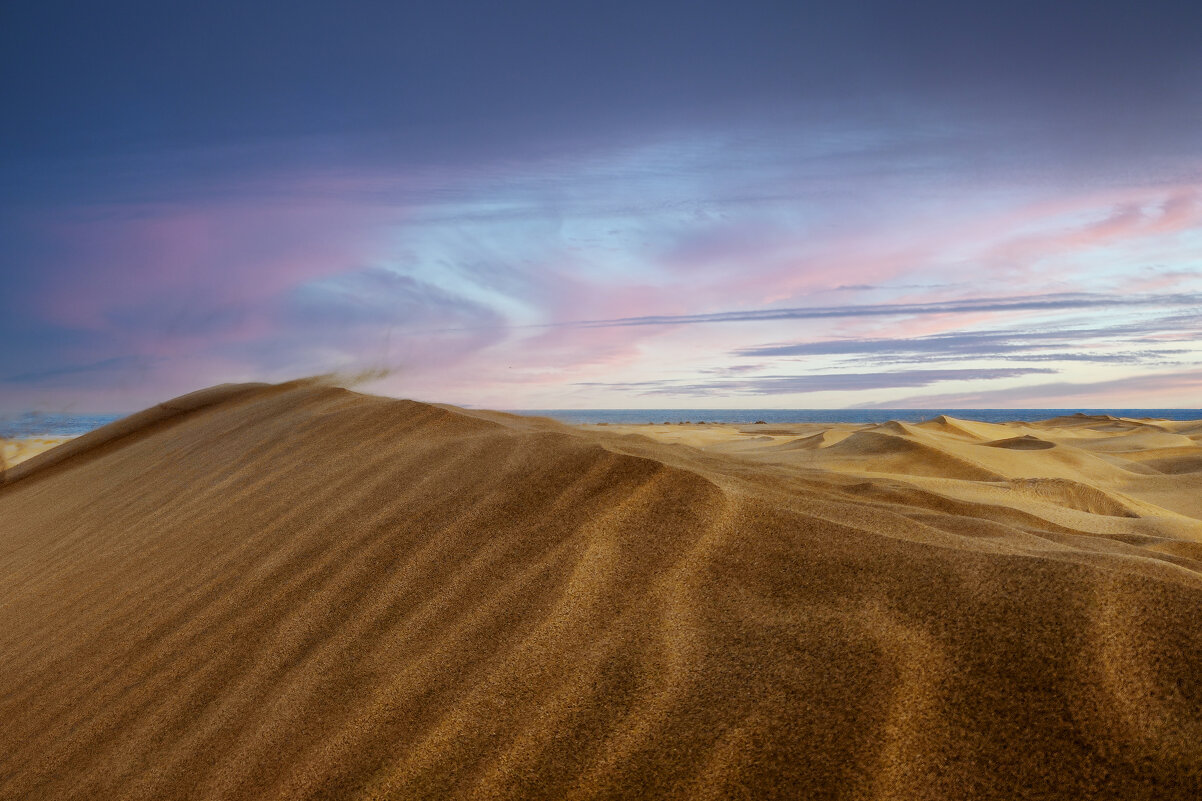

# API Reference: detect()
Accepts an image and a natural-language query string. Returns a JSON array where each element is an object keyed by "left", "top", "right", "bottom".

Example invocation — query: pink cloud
[
  {"left": 863, "top": 369, "right": 1202, "bottom": 409},
  {"left": 29, "top": 199, "right": 394, "bottom": 332},
  {"left": 7, "top": 142, "right": 1200, "bottom": 413},
  {"left": 974, "top": 186, "right": 1202, "bottom": 279}
]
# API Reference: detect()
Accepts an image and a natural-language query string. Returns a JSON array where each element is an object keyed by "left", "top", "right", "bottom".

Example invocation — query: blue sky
[{"left": 2, "top": 1, "right": 1201, "bottom": 411}]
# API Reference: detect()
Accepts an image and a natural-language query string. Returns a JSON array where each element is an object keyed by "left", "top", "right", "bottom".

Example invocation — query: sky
[{"left": 2, "top": 0, "right": 1201, "bottom": 412}]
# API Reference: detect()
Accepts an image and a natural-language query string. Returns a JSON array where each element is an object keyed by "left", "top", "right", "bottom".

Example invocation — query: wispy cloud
[
  {"left": 552, "top": 292, "right": 1202, "bottom": 330},
  {"left": 855, "top": 369, "right": 1202, "bottom": 409},
  {"left": 732, "top": 309, "right": 1202, "bottom": 365},
  {"left": 2, "top": 356, "right": 153, "bottom": 386},
  {"left": 576, "top": 367, "right": 1053, "bottom": 397},
  {"left": 3, "top": 116, "right": 1200, "bottom": 411}
]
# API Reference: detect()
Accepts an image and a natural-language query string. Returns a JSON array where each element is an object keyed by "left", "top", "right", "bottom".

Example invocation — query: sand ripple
[{"left": 2, "top": 383, "right": 1200, "bottom": 799}]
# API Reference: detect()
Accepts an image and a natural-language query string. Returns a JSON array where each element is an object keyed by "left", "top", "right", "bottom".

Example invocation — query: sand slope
[{"left": 2, "top": 383, "right": 1201, "bottom": 800}]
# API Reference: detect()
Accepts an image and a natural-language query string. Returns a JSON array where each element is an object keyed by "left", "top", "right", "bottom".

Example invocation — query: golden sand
[
  {"left": 1, "top": 436, "right": 70, "bottom": 470},
  {"left": 1, "top": 382, "right": 1200, "bottom": 799}
]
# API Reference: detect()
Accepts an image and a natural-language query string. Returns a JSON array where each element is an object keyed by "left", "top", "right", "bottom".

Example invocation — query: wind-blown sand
[{"left": 1, "top": 382, "right": 1200, "bottom": 800}]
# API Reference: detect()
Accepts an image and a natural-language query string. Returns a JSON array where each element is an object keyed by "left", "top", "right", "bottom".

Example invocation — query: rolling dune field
[{"left": 2, "top": 382, "right": 1201, "bottom": 800}]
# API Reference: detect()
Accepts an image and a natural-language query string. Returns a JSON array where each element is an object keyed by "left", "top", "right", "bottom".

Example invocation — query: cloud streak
[
  {"left": 551, "top": 292, "right": 1202, "bottom": 330},
  {"left": 576, "top": 368, "right": 1053, "bottom": 397},
  {"left": 855, "top": 369, "right": 1202, "bottom": 409},
  {"left": 732, "top": 310, "right": 1202, "bottom": 365}
]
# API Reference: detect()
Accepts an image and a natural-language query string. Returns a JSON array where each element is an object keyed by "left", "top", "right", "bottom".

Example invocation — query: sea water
[
  {"left": 3, "top": 409, "right": 1200, "bottom": 439},
  {"left": 0, "top": 414, "right": 123, "bottom": 438}
]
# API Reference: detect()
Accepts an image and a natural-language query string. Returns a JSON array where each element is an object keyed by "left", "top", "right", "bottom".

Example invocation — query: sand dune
[
  {"left": 2, "top": 383, "right": 1201, "bottom": 799},
  {"left": 983, "top": 434, "right": 1056, "bottom": 450},
  {"left": 916, "top": 415, "right": 984, "bottom": 440},
  {"left": 771, "top": 429, "right": 853, "bottom": 450},
  {"left": 819, "top": 430, "right": 1006, "bottom": 481},
  {"left": 1005, "top": 477, "right": 1139, "bottom": 518},
  {"left": 1137, "top": 451, "right": 1202, "bottom": 475}
]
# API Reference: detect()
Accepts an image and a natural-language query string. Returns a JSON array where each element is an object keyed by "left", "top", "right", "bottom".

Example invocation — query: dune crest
[
  {"left": 984, "top": 434, "right": 1056, "bottom": 450},
  {"left": 2, "top": 383, "right": 1201, "bottom": 800}
]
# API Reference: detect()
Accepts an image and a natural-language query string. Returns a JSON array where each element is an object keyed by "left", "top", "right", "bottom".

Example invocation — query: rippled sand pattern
[{"left": 2, "top": 383, "right": 1200, "bottom": 799}]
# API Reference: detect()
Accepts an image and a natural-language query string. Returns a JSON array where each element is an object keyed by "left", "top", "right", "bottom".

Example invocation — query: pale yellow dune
[{"left": 1, "top": 436, "right": 72, "bottom": 470}]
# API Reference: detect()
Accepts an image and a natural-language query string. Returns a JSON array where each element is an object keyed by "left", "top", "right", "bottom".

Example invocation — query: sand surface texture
[{"left": 2, "top": 383, "right": 1201, "bottom": 799}]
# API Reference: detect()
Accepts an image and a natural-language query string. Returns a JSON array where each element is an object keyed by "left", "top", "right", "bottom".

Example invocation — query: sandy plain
[{"left": 1, "top": 381, "right": 1200, "bottom": 799}]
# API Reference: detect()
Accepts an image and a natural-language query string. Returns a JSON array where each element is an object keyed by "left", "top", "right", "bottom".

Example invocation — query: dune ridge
[
  {"left": 2, "top": 383, "right": 1201, "bottom": 800},
  {"left": 1, "top": 382, "right": 273, "bottom": 486}
]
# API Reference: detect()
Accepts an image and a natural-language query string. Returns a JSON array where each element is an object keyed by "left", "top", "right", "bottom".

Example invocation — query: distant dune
[
  {"left": 1, "top": 435, "right": 71, "bottom": 470},
  {"left": 2, "top": 383, "right": 1201, "bottom": 799}
]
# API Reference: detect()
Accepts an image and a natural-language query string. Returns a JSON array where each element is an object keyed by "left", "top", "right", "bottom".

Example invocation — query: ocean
[
  {"left": 1, "top": 414, "right": 123, "bottom": 438},
  {"left": 3, "top": 409, "right": 1199, "bottom": 438}
]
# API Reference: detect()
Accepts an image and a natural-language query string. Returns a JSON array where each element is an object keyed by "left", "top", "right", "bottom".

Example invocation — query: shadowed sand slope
[{"left": 2, "top": 384, "right": 1202, "bottom": 800}]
